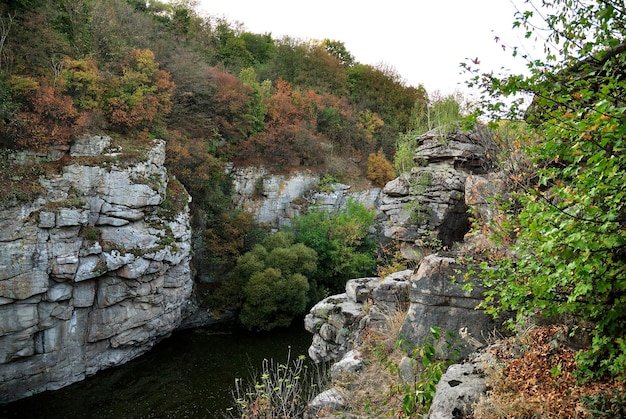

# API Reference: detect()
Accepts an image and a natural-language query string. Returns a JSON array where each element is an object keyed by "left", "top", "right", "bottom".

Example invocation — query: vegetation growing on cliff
[
  {"left": 289, "top": 199, "right": 378, "bottom": 300},
  {"left": 0, "top": 0, "right": 440, "bottom": 298}
]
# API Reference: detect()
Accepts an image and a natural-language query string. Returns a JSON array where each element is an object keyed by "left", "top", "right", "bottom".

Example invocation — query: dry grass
[{"left": 320, "top": 309, "right": 419, "bottom": 418}]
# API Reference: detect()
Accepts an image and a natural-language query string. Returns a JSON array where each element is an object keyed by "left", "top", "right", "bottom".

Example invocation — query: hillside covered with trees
[{"left": 0, "top": 0, "right": 459, "bottom": 331}]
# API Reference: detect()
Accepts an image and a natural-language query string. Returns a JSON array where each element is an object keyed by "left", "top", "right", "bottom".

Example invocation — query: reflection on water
[{"left": 1, "top": 323, "right": 313, "bottom": 419}]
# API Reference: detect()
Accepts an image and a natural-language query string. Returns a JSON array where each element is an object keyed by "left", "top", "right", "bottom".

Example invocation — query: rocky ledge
[{"left": 0, "top": 135, "right": 192, "bottom": 403}]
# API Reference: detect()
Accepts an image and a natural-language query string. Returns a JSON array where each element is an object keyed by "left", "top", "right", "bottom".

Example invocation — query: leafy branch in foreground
[{"left": 465, "top": 0, "right": 626, "bottom": 380}]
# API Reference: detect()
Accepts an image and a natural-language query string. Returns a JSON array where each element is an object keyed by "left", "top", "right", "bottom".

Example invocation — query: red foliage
[
  {"left": 12, "top": 82, "right": 84, "bottom": 151},
  {"left": 233, "top": 79, "right": 326, "bottom": 169},
  {"left": 207, "top": 68, "right": 255, "bottom": 143}
]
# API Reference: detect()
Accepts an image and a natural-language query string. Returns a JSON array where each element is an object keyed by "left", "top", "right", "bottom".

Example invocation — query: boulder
[
  {"left": 400, "top": 254, "right": 500, "bottom": 359},
  {"left": 308, "top": 387, "right": 347, "bottom": 417},
  {"left": 428, "top": 352, "right": 495, "bottom": 419}
]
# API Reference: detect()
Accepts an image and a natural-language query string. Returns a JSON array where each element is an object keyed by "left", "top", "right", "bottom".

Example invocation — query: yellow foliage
[{"left": 367, "top": 148, "right": 394, "bottom": 187}]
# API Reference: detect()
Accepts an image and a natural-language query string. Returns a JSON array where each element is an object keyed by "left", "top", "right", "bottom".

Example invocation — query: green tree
[
  {"left": 228, "top": 232, "right": 317, "bottom": 331},
  {"left": 290, "top": 198, "right": 377, "bottom": 298},
  {"left": 468, "top": 0, "right": 626, "bottom": 379},
  {"left": 322, "top": 39, "right": 354, "bottom": 66}
]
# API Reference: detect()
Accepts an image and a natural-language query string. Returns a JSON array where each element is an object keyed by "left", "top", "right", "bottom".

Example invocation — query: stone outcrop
[
  {"left": 229, "top": 128, "right": 496, "bottom": 255},
  {"left": 400, "top": 254, "right": 500, "bottom": 359},
  {"left": 380, "top": 127, "right": 498, "bottom": 257},
  {"left": 427, "top": 351, "right": 496, "bottom": 419},
  {"left": 0, "top": 135, "right": 192, "bottom": 403},
  {"left": 230, "top": 167, "right": 382, "bottom": 229},
  {"left": 305, "top": 270, "right": 412, "bottom": 363},
  {"left": 230, "top": 167, "right": 320, "bottom": 228}
]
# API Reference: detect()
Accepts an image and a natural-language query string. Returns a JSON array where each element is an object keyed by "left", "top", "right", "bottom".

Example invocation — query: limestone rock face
[
  {"left": 305, "top": 270, "right": 412, "bottom": 363},
  {"left": 230, "top": 167, "right": 382, "bottom": 229},
  {"left": 380, "top": 127, "right": 498, "bottom": 256},
  {"left": 400, "top": 254, "right": 499, "bottom": 359},
  {"left": 230, "top": 167, "right": 320, "bottom": 228},
  {"left": 0, "top": 136, "right": 192, "bottom": 403}
]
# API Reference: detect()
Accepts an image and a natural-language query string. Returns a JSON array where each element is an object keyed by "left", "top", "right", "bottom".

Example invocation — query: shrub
[
  {"left": 226, "top": 231, "right": 317, "bottom": 331},
  {"left": 289, "top": 198, "right": 377, "bottom": 298},
  {"left": 10, "top": 81, "right": 84, "bottom": 151},
  {"left": 366, "top": 148, "right": 394, "bottom": 187}
]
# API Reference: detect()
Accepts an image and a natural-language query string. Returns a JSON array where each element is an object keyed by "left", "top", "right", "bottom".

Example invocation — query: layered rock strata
[
  {"left": 0, "top": 136, "right": 192, "bottom": 403},
  {"left": 305, "top": 270, "right": 413, "bottom": 363}
]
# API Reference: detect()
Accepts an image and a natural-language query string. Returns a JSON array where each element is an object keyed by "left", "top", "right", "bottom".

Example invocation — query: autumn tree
[
  {"left": 347, "top": 63, "right": 423, "bottom": 154},
  {"left": 367, "top": 148, "right": 394, "bottom": 187},
  {"left": 234, "top": 79, "right": 324, "bottom": 168},
  {"left": 61, "top": 57, "right": 102, "bottom": 111},
  {"left": 104, "top": 48, "right": 175, "bottom": 132},
  {"left": 4, "top": 75, "right": 84, "bottom": 151}
]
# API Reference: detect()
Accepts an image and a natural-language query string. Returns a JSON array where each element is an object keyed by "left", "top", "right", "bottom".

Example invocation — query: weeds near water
[{"left": 228, "top": 348, "right": 329, "bottom": 418}]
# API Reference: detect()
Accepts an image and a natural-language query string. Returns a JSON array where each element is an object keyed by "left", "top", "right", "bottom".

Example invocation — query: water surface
[{"left": 1, "top": 323, "right": 313, "bottom": 419}]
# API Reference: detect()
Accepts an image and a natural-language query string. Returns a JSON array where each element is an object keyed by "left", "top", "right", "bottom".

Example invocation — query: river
[{"left": 1, "top": 323, "right": 313, "bottom": 419}]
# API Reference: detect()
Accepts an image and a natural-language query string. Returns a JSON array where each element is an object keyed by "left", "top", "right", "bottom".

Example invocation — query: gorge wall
[
  {"left": 0, "top": 136, "right": 193, "bottom": 403},
  {"left": 232, "top": 126, "right": 498, "bottom": 256}
]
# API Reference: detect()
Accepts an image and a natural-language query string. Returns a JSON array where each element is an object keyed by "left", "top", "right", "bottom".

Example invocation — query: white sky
[{"left": 195, "top": 0, "right": 543, "bottom": 96}]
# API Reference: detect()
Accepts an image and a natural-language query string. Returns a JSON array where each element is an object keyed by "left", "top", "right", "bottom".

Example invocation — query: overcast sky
[{"left": 194, "top": 0, "right": 542, "bottom": 96}]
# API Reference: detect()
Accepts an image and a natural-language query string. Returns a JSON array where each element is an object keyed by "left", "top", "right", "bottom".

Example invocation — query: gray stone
[
  {"left": 380, "top": 127, "right": 498, "bottom": 250},
  {"left": 428, "top": 352, "right": 495, "bottom": 419},
  {"left": 38, "top": 211, "right": 56, "bottom": 228},
  {"left": 0, "top": 139, "right": 193, "bottom": 404},
  {"left": 0, "top": 271, "right": 48, "bottom": 300},
  {"left": 345, "top": 277, "right": 375, "bottom": 303},
  {"left": 0, "top": 304, "right": 38, "bottom": 335},
  {"left": 46, "top": 282, "right": 73, "bottom": 302},
  {"left": 0, "top": 327, "right": 36, "bottom": 363},
  {"left": 308, "top": 387, "right": 347, "bottom": 416},
  {"left": 56, "top": 208, "right": 89, "bottom": 227},
  {"left": 95, "top": 215, "right": 129, "bottom": 226},
  {"left": 330, "top": 350, "right": 364, "bottom": 380},
  {"left": 70, "top": 134, "right": 111, "bottom": 157},
  {"left": 118, "top": 257, "right": 150, "bottom": 279},
  {"left": 400, "top": 254, "right": 499, "bottom": 359},
  {"left": 383, "top": 175, "right": 411, "bottom": 197},
  {"left": 74, "top": 255, "right": 104, "bottom": 282},
  {"left": 72, "top": 280, "right": 96, "bottom": 307}
]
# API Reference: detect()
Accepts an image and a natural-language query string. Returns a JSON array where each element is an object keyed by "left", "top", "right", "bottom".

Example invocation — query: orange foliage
[
  {"left": 105, "top": 49, "right": 175, "bottom": 132},
  {"left": 207, "top": 69, "right": 255, "bottom": 143},
  {"left": 12, "top": 82, "right": 84, "bottom": 151},
  {"left": 234, "top": 79, "right": 325, "bottom": 169},
  {"left": 367, "top": 148, "right": 394, "bottom": 186},
  {"left": 475, "top": 326, "right": 626, "bottom": 418}
]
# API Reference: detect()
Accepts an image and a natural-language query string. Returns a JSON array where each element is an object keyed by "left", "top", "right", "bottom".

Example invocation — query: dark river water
[{"left": 0, "top": 322, "right": 313, "bottom": 419}]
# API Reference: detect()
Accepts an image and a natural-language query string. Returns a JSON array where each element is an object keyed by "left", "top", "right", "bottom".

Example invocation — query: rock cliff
[
  {"left": 380, "top": 126, "right": 498, "bottom": 257},
  {"left": 0, "top": 135, "right": 192, "bottom": 403},
  {"left": 230, "top": 127, "right": 497, "bottom": 259}
]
